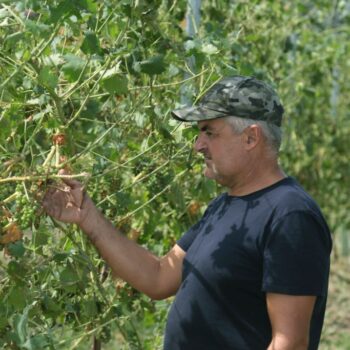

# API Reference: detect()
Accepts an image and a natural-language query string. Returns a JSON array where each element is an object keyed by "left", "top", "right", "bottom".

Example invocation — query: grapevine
[
  {"left": 0, "top": 0, "right": 349, "bottom": 348},
  {"left": 12, "top": 183, "right": 37, "bottom": 230}
]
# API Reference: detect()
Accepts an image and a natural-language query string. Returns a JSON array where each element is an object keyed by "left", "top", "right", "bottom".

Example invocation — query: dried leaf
[{"left": 0, "top": 223, "right": 23, "bottom": 244}]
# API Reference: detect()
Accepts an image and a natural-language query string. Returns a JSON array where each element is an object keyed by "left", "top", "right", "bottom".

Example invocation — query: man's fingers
[
  {"left": 65, "top": 191, "right": 83, "bottom": 209},
  {"left": 41, "top": 169, "right": 87, "bottom": 223},
  {"left": 58, "top": 169, "right": 83, "bottom": 189},
  {"left": 56, "top": 169, "right": 85, "bottom": 207},
  {"left": 42, "top": 193, "right": 62, "bottom": 219}
]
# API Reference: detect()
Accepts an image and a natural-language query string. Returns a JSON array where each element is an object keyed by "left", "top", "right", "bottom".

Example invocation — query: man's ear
[{"left": 243, "top": 125, "right": 261, "bottom": 149}]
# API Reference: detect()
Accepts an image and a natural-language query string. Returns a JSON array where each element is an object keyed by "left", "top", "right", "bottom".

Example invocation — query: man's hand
[
  {"left": 42, "top": 173, "right": 94, "bottom": 226},
  {"left": 42, "top": 172, "right": 184, "bottom": 300}
]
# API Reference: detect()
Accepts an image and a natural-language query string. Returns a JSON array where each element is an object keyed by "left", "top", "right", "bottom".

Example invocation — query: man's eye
[{"left": 206, "top": 131, "right": 213, "bottom": 137}]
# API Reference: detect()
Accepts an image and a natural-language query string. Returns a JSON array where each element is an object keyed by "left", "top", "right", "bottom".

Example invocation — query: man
[{"left": 43, "top": 76, "right": 332, "bottom": 349}]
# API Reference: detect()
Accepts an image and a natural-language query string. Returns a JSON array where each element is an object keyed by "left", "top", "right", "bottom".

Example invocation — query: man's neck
[{"left": 227, "top": 162, "right": 286, "bottom": 197}]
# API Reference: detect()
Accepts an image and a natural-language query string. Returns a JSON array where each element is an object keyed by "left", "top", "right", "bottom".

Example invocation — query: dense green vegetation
[{"left": 0, "top": 0, "right": 349, "bottom": 349}]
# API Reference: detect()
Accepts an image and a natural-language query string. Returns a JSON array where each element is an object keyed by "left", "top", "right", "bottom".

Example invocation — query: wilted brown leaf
[{"left": 0, "top": 222, "right": 23, "bottom": 244}]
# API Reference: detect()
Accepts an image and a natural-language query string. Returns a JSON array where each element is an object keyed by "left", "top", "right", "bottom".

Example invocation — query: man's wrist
[{"left": 78, "top": 198, "right": 102, "bottom": 235}]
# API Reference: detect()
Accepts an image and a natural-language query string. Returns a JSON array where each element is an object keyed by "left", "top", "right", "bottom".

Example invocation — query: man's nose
[{"left": 194, "top": 134, "right": 205, "bottom": 153}]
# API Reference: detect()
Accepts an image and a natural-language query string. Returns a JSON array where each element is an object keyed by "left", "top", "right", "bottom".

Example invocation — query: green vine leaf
[
  {"left": 101, "top": 74, "right": 128, "bottom": 95},
  {"left": 8, "top": 241, "right": 25, "bottom": 258},
  {"left": 81, "top": 31, "right": 102, "bottom": 55},
  {"left": 38, "top": 66, "right": 58, "bottom": 90},
  {"left": 134, "top": 55, "right": 167, "bottom": 75},
  {"left": 25, "top": 20, "right": 51, "bottom": 38},
  {"left": 13, "top": 307, "right": 29, "bottom": 345},
  {"left": 62, "top": 54, "right": 86, "bottom": 82}
]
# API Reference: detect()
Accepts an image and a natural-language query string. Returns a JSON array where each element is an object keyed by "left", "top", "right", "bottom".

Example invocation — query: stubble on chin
[{"left": 203, "top": 162, "right": 217, "bottom": 180}]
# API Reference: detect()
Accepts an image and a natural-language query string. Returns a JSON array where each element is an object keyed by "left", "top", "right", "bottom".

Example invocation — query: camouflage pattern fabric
[{"left": 172, "top": 76, "right": 284, "bottom": 126}]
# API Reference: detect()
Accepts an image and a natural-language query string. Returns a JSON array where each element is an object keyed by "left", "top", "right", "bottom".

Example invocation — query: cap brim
[{"left": 171, "top": 106, "right": 228, "bottom": 122}]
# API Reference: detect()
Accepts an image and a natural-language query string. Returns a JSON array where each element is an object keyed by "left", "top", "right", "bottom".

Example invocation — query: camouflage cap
[{"left": 171, "top": 75, "right": 284, "bottom": 127}]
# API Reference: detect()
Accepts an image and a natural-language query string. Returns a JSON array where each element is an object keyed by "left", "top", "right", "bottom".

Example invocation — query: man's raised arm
[{"left": 43, "top": 176, "right": 185, "bottom": 300}]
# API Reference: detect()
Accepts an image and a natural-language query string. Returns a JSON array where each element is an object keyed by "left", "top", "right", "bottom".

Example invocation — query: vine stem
[
  {"left": 28, "top": 61, "right": 65, "bottom": 123},
  {"left": 42, "top": 146, "right": 56, "bottom": 168},
  {"left": 0, "top": 173, "right": 90, "bottom": 184},
  {"left": 60, "top": 90, "right": 150, "bottom": 169},
  {"left": 97, "top": 141, "right": 189, "bottom": 206},
  {"left": 1, "top": 192, "right": 18, "bottom": 204},
  {"left": 86, "top": 67, "right": 210, "bottom": 100},
  {"left": 65, "top": 57, "right": 112, "bottom": 128},
  {"left": 116, "top": 168, "right": 187, "bottom": 224}
]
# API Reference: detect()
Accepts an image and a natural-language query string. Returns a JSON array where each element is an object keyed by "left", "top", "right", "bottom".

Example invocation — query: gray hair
[{"left": 225, "top": 116, "right": 282, "bottom": 155}]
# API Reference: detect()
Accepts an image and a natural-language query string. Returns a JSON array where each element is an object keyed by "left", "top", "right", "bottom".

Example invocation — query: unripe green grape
[{"left": 13, "top": 186, "right": 39, "bottom": 230}]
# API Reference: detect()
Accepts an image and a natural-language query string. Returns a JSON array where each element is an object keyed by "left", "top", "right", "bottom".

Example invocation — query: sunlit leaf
[
  {"left": 62, "top": 54, "right": 86, "bottom": 82},
  {"left": 101, "top": 74, "right": 128, "bottom": 95},
  {"left": 83, "top": 0, "right": 98, "bottom": 13},
  {"left": 25, "top": 20, "right": 51, "bottom": 38}
]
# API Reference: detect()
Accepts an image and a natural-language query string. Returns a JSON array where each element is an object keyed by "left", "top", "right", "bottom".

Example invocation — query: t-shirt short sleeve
[
  {"left": 262, "top": 211, "right": 331, "bottom": 296},
  {"left": 177, "top": 196, "right": 220, "bottom": 251},
  {"left": 177, "top": 213, "right": 207, "bottom": 251},
  {"left": 177, "top": 224, "right": 198, "bottom": 251}
]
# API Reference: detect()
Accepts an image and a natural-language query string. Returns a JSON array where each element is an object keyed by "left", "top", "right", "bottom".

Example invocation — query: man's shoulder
[
  {"left": 206, "top": 192, "right": 227, "bottom": 209},
  {"left": 206, "top": 177, "right": 325, "bottom": 222},
  {"left": 267, "top": 177, "right": 318, "bottom": 207},
  {"left": 208, "top": 177, "right": 316, "bottom": 214},
  {"left": 260, "top": 177, "right": 328, "bottom": 226}
]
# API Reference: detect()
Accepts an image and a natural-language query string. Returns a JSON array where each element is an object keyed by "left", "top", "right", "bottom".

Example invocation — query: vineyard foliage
[{"left": 0, "top": 0, "right": 349, "bottom": 349}]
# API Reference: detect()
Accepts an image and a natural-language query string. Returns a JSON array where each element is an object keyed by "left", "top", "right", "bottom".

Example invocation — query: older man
[{"left": 43, "top": 76, "right": 332, "bottom": 350}]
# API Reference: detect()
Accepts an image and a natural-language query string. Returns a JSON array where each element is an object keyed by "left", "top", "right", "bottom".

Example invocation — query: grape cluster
[
  {"left": 14, "top": 184, "right": 38, "bottom": 230},
  {"left": 0, "top": 183, "right": 15, "bottom": 203}
]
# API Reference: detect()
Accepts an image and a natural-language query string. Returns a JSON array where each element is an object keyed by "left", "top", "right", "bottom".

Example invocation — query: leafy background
[{"left": 0, "top": 0, "right": 349, "bottom": 349}]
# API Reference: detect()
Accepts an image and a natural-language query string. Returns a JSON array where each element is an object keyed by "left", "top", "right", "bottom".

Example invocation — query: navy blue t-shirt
[{"left": 164, "top": 177, "right": 332, "bottom": 350}]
